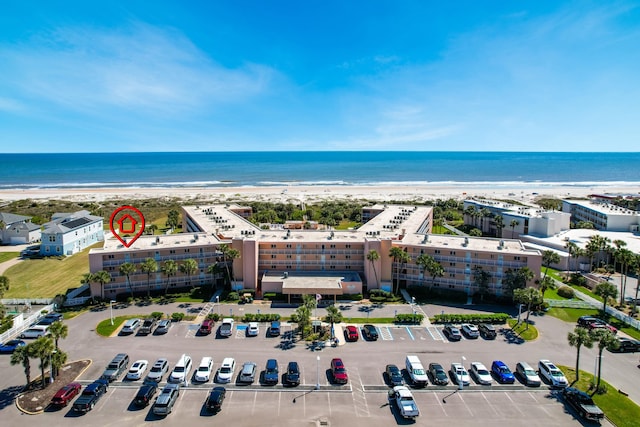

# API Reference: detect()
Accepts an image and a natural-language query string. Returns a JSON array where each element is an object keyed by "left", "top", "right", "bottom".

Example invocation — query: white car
[
  {"left": 469, "top": 362, "right": 492, "bottom": 385},
  {"left": 538, "top": 359, "right": 568, "bottom": 388},
  {"left": 20, "top": 326, "right": 48, "bottom": 339},
  {"left": 126, "top": 359, "right": 149, "bottom": 380},
  {"left": 216, "top": 358, "right": 235, "bottom": 383},
  {"left": 450, "top": 363, "right": 470, "bottom": 386},
  {"left": 194, "top": 357, "right": 214, "bottom": 382},
  {"left": 146, "top": 358, "right": 169, "bottom": 382},
  {"left": 247, "top": 322, "right": 259, "bottom": 337}
]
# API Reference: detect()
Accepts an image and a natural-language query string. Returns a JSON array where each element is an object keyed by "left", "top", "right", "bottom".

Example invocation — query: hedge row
[
  {"left": 242, "top": 313, "right": 281, "bottom": 322},
  {"left": 432, "top": 313, "right": 510, "bottom": 324},
  {"left": 394, "top": 313, "right": 424, "bottom": 324}
]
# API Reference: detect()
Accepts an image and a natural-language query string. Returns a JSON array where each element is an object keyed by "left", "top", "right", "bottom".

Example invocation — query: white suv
[
  {"left": 538, "top": 359, "right": 568, "bottom": 388},
  {"left": 216, "top": 357, "right": 235, "bottom": 383}
]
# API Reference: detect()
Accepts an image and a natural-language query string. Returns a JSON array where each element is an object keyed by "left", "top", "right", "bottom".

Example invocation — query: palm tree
[
  {"left": 594, "top": 281, "right": 617, "bottom": 316},
  {"left": 632, "top": 254, "right": 640, "bottom": 313},
  {"left": 0, "top": 275, "right": 9, "bottom": 296},
  {"left": 140, "top": 258, "right": 158, "bottom": 298},
  {"left": 324, "top": 304, "right": 343, "bottom": 338},
  {"left": 51, "top": 350, "right": 68, "bottom": 382},
  {"left": 539, "top": 276, "right": 556, "bottom": 298},
  {"left": 30, "top": 336, "right": 55, "bottom": 388},
  {"left": 567, "top": 326, "right": 593, "bottom": 383},
  {"left": 81, "top": 272, "right": 95, "bottom": 302},
  {"left": 219, "top": 244, "right": 241, "bottom": 290},
  {"left": 415, "top": 254, "right": 432, "bottom": 287},
  {"left": 206, "top": 262, "right": 224, "bottom": 291},
  {"left": 47, "top": 321, "right": 68, "bottom": 350},
  {"left": 119, "top": 262, "right": 137, "bottom": 299},
  {"left": 493, "top": 214, "right": 505, "bottom": 238},
  {"left": 10, "top": 344, "right": 33, "bottom": 387},
  {"left": 472, "top": 266, "right": 492, "bottom": 302},
  {"left": 509, "top": 219, "right": 520, "bottom": 238},
  {"left": 426, "top": 258, "right": 445, "bottom": 290},
  {"left": 179, "top": 258, "right": 199, "bottom": 290},
  {"left": 565, "top": 241, "right": 578, "bottom": 272},
  {"left": 512, "top": 287, "right": 542, "bottom": 327},
  {"left": 542, "top": 250, "right": 560, "bottom": 279},
  {"left": 161, "top": 259, "right": 178, "bottom": 295},
  {"left": 480, "top": 208, "right": 491, "bottom": 234},
  {"left": 388, "top": 247, "right": 404, "bottom": 295},
  {"left": 617, "top": 249, "right": 634, "bottom": 305},
  {"left": 92, "top": 270, "right": 111, "bottom": 301},
  {"left": 591, "top": 329, "right": 619, "bottom": 391},
  {"left": 366, "top": 250, "right": 380, "bottom": 288}
]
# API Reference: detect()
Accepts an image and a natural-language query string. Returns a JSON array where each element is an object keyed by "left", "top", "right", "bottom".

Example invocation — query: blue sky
[{"left": 1, "top": 1, "right": 639, "bottom": 152}]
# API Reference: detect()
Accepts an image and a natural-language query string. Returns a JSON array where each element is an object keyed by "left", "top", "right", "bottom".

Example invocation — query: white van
[
  {"left": 169, "top": 354, "right": 192, "bottom": 383},
  {"left": 194, "top": 356, "right": 214, "bottom": 382},
  {"left": 405, "top": 355, "right": 428, "bottom": 387}
]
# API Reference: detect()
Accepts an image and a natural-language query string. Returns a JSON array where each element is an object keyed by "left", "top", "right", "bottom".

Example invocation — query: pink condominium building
[{"left": 89, "top": 204, "right": 541, "bottom": 300}]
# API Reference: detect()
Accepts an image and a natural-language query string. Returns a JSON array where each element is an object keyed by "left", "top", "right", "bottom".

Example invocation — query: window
[
  {"left": 286, "top": 255, "right": 292, "bottom": 259},
  {"left": 184, "top": 249, "right": 190, "bottom": 253},
  {"left": 271, "top": 244, "right": 276, "bottom": 249},
  {"left": 434, "top": 249, "right": 441, "bottom": 254},
  {"left": 449, "top": 251, "right": 456, "bottom": 255},
  {"left": 49, "top": 236, "right": 56, "bottom": 242},
  {"left": 346, "top": 244, "right": 351, "bottom": 249},
  {"left": 286, "top": 244, "right": 292, "bottom": 249},
  {"left": 449, "top": 273, "right": 456, "bottom": 277},
  {"left": 271, "top": 255, "right": 276, "bottom": 259},
  {"left": 449, "top": 262, "right": 456, "bottom": 267},
  {"left": 169, "top": 250, "right": 176, "bottom": 254},
  {"left": 346, "top": 255, "right": 351, "bottom": 259},
  {"left": 346, "top": 265, "right": 351, "bottom": 269},
  {"left": 330, "top": 244, "right": 336, "bottom": 249}
]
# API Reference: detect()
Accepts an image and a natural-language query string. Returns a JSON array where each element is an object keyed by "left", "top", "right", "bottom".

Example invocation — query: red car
[
  {"left": 344, "top": 325, "right": 359, "bottom": 342},
  {"left": 588, "top": 321, "right": 617, "bottom": 334},
  {"left": 331, "top": 358, "right": 348, "bottom": 384},
  {"left": 51, "top": 382, "right": 82, "bottom": 407}
]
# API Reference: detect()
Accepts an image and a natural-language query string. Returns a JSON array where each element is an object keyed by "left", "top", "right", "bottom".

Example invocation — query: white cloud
[{"left": 1, "top": 22, "right": 278, "bottom": 116}]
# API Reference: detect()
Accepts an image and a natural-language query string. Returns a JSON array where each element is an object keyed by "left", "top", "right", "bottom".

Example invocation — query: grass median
[
  {"left": 507, "top": 318, "right": 538, "bottom": 340},
  {"left": 0, "top": 252, "right": 19, "bottom": 263},
  {"left": 559, "top": 365, "right": 640, "bottom": 427}
]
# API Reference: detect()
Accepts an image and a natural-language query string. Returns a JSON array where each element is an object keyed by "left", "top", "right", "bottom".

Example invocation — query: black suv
[
  {"left": 610, "top": 337, "right": 640, "bottom": 353},
  {"left": 362, "top": 324, "right": 379, "bottom": 341},
  {"left": 263, "top": 359, "right": 279, "bottom": 385},
  {"left": 284, "top": 361, "right": 300, "bottom": 387},
  {"left": 478, "top": 323, "right": 497, "bottom": 339},
  {"left": 133, "top": 383, "right": 157, "bottom": 407},
  {"left": 442, "top": 324, "right": 462, "bottom": 341}
]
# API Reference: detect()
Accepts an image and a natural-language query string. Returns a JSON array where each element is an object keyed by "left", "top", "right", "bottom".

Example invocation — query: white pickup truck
[{"left": 389, "top": 386, "right": 420, "bottom": 419}]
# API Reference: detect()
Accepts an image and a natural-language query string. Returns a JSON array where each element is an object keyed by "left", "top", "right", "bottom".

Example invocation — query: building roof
[
  {"left": 42, "top": 211, "right": 102, "bottom": 234},
  {"left": 564, "top": 199, "right": 639, "bottom": 216},
  {"left": 96, "top": 232, "right": 221, "bottom": 252},
  {"left": 525, "top": 228, "right": 640, "bottom": 254},
  {"left": 263, "top": 271, "right": 361, "bottom": 295},
  {"left": 0, "top": 212, "right": 31, "bottom": 225}
]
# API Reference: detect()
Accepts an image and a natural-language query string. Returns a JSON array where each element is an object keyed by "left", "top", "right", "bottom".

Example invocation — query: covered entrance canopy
[{"left": 261, "top": 271, "right": 362, "bottom": 304}]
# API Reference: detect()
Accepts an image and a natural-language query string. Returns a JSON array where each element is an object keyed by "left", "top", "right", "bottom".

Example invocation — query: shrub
[
  {"left": 150, "top": 311, "right": 164, "bottom": 319},
  {"left": 206, "top": 313, "right": 220, "bottom": 321},
  {"left": 171, "top": 312, "right": 185, "bottom": 322},
  {"left": 432, "top": 313, "right": 510, "bottom": 324},
  {"left": 227, "top": 291, "right": 240, "bottom": 301},
  {"left": 243, "top": 313, "right": 281, "bottom": 323},
  {"left": 557, "top": 286, "right": 575, "bottom": 299},
  {"left": 394, "top": 313, "right": 424, "bottom": 324}
]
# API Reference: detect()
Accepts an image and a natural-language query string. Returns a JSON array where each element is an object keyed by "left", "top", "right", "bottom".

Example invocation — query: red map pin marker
[{"left": 109, "top": 206, "right": 146, "bottom": 248}]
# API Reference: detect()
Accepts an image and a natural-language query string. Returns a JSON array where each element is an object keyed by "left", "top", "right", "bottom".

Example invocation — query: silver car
[
  {"left": 146, "top": 358, "right": 169, "bottom": 382},
  {"left": 155, "top": 319, "right": 171, "bottom": 335}
]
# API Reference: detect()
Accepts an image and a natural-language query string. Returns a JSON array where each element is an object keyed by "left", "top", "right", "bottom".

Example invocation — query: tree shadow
[{"left": 0, "top": 385, "right": 24, "bottom": 411}]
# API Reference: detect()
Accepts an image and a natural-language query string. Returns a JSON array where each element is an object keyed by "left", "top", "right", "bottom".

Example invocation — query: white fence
[
  {"left": 1, "top": 298, "right": 54, "bottom": 305},
  {"left": 0, "top": 303, "right": 55, "bottom": 344},
  {"left": 64, "top": 296, "right": 91, "bottom": 307}
]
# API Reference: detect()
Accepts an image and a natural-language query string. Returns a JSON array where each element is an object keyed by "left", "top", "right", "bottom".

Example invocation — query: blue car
[
  {"left": 0, "top": 339, "right": 26, "bottom": 354},
  {"left": 491, "top": 360, "right": 515, "bottom": 384}
]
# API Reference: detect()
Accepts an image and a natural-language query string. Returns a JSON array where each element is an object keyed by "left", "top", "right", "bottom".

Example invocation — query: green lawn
[
  {"left": 543, "top": 287, "right": 570, "bottom": 300},
  {"left": 3, "top": 242, "right": 102, "bottom": 298},
  {"left": 432, "top": 225, "right": 453, "bottom": 235},
  {"left": 96, "top": 315, "right": 143, "bottom": 337},
  {"left": 559, "top": 365, "right": 640, "bottom": 427},
  {"left": 546, "top": 307, "right": 599, "bottom": 323},
  {"left": 543, "top": 267, "right": 564, "bottom": 282},
  {"left": 507, "top": 319, "right": 538, "bottom": 340},
  {"left": 0, "top": 252, "right": 20, "bottom": 263}
]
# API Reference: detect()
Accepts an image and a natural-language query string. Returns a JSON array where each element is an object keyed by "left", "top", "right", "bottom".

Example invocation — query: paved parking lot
[{"left": 0, "top": 303, "right": 632, "bottom": 426}]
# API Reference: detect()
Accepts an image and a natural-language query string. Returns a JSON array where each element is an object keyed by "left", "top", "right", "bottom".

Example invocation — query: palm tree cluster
[
  {"left": 83, "top": 247, "right": 240, "bottom": 301},
  {"left": 11, "top": 321, "right": 69, "bottom": 389},
  {"left": 567, "top": 326, "right": 619, "bottom": 393}
]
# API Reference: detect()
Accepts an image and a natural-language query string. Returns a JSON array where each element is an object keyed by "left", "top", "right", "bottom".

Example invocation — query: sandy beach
[{"left": 0, "top": 183, "right": 637, "bottom": 205}]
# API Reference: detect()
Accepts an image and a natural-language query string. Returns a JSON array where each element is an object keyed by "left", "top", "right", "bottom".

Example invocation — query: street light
[
  {"left": 49, "top": 350, "right": 57, "bottom": 383},
  {"left": 110, "top": 300, "right": 116, "bottom": 325},
  {"left": 316, "top": 356, "right": 320, "bottom": 390},
  {"left": 216, "top": 295, "right": 220, "bottom": 316},
  {"left": 459, "top": 356, "right": 466, "bottom": 391}
]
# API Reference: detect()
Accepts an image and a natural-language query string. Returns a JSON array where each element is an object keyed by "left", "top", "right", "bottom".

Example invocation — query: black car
[
  {"left": 205, "top": 386, "right": 226, "bottom": 413},
  {"left": 577, "top": 315, "right": 599, "bottom": 328},
  {"left": 263, "top": 359, "right": 279, "bottom": 385},
  {"left": 362, "top": 324, "right": 379, "bottom": 341},
  {"left": 385, "top": 364, "right": 404, "bottom": 386},
  {"left": 610, "top": 337, "right": 640, "bottom": 353},
  {"left": 562, "top": 387, "right": 604, "bottom": 421},
  {"left": 283, "top": 362, "right": 300, "bottom": 387},
  {"left": 478, "top": 323, "right": 497, "bottom": 340},
  {"left": 133, "top": 383, "right": 157, "bottom": 407},
  {"left": 442, "top": 324, "right": 462, "bottom": 341},
  {"left": 428, "top": 362, "right": 449, "bottom": 385}
]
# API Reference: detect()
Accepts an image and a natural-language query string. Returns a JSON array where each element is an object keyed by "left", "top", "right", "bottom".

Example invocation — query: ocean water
[{"left": 1, "top": 151, "right": 639, "bottom": 189}]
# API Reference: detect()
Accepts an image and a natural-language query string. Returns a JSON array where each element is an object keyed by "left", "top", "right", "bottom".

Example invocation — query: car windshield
[
  {"left": 414, "top": 369, "right": 425, "bottom": 375},
  {"left": 174, "top": 367, "right": 184, "bottom": 373},
  {"left": 400, "top": 396, "right": 414, "bottom": 402},
  {"left": 477, "top": 369, "right": 489, "bottom": 375},
  {"left": 499, "top": 367, "right": 511, "bottom": 373},
  {"left": 524, "top": 369, "right": 536, "bottom": 376},
  {"left": 550, "top": 370, "right": 564, "bottom": 377},
  {"left": 334, "top": 366, "right": 346, "bottom": 373},
  {"left": 220, "top": 367, "right": 231, "bottom": 373},
  {"left": 436, "top": 371, "right": 447, "bottom": 379},
  {"left": 198, "top": 366, "right": 209, "bottom": 372},
  {"left": 151, "top": 367, "right": 161, "bottom": 372}
]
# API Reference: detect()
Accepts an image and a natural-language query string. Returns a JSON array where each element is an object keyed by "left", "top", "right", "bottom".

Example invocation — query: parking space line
[
  {"left": 327, "top": 390, "right": 332, "bottom": 416},
  {"left": 185, "top": 324, "right": 198, "bottom": 338},
  {"left": 351, "top": 368, "right": 370, "bottom": 417},
  {"left": 504, "top": 391, "right": 525, "bottom": 416},
  {"left": 480, "top": 391, "right": 500, "bottom": 416},
  {"left": 427, "top": 326, "right": 445, "bottom": 341},
  {"left": 405, "top": 326, "right": 415, "bottom": 340},
  {"left": 434, "top": 391, "right": 448, "bottom": 416},
  {"left": 277, "top": 391, "right": 281, "bottom": 417},
  {"left": 252, "top": 390, "right": 257, "bottom": 414},
  {"left": 459, "top": 392, "right": 474, "bottom": 416},
  {"left": 236, "top": 325, "right": 247, "bottom": 339},
  {"left": 379, "top": 326, "right": 393, "bottom": 340}
]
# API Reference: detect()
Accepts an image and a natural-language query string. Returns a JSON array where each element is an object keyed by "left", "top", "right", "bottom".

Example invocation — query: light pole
[
  {"left": 49, "top": 350, "right": 57, "bottom": 383},
  {"left": 216, "top": 295, "right": 220, "bottom": 316},
  {"left": 316, "top": 356, "right": 320, "bottom": 390},
  {"left": 110, "top": 300, "right": 116, "bottom": 325},
  {"left": 459, "top": 356, "right": 466, "bottom": 391}
]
